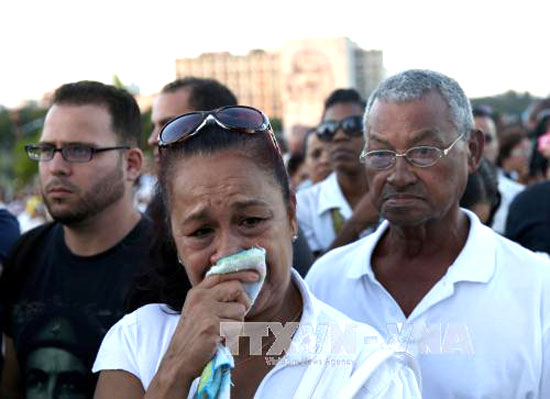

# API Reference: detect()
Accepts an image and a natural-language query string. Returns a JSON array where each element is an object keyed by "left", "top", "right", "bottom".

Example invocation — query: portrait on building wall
[
  {"left": 283, "top": 48, "right": 337, "bottom": 147},
  {"left": 285, "top": 49, "right": 335, "bottom": 105}
]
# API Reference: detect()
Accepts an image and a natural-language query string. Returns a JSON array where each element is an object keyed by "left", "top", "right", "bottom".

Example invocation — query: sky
[{"left": 2, "top": 0, "right": 550, "bottom": 108}]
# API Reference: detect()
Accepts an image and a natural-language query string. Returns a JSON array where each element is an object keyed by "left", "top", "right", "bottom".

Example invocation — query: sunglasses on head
[
  {"left": 315, "top": 115, "right": 364, "bottom": 142},
  {"left": 158, "top": 105, "right": 279, "bottom": 152}
]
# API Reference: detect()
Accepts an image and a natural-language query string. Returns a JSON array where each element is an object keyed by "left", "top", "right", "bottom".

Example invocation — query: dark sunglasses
[
  {"left": 158, "top": 105, "right": 279, "bottom": 152},
  {"left": 315, "top": 115, "right": 364, "bottom": 142}
]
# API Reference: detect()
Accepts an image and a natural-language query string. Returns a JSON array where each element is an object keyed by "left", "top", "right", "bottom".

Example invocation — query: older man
[{"left": 306, "top": 70, "right": 550, "bottom": 398}]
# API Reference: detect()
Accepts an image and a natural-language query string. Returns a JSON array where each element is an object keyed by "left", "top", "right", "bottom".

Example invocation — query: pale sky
[{"left": 3, "top": 0, "right": 550, "bottom": 108}]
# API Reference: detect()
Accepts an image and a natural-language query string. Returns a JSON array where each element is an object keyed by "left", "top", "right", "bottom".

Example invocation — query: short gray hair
[{"left": 365, "top": 69, "right": 474, "bottom": 137}]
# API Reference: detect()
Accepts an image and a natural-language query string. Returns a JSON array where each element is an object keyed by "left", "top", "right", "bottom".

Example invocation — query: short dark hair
[
  {"left": 52, "top": 81, "right": 142, "bottom": 146},
  {"left": 161, "top": 77, "right": 238, "bottom": 111},
  {"left": 160, "top": 125, "right": 288, "bottom": 209},
  {"left": 156, "top": 125, "right": 288, "bottom": 311},
  {"left": 472, "top": 105, "right": 493, "bottom": 118},
  {"left": 322, "top": 88, "right": 366, "bottom": 119},
  {"left": 287, "top": 153, "right": 305, "bottom": 177}
]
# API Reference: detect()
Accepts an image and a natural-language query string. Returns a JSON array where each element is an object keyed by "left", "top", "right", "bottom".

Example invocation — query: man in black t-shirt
[{"left": 0, "top": 81, "right": 150, "bottom": 399}]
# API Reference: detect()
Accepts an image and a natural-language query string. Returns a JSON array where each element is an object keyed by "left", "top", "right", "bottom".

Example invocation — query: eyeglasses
[
  {"left": 25, "top": 143, "right": 130, "bottom": 163},
  {"left": 360, "top": 133, "right": 465, "bottom": 170},
  {"left": 315, "top": 116, "right": 364, "bottom": 142},
  {"left": 158, "top": 105, "right": 279, "bottom": 152}
]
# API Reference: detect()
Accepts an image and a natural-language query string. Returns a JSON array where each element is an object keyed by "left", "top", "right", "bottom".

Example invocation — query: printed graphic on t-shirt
[{"left": 13, "top": 303, "right": 120, "bottom": 399}]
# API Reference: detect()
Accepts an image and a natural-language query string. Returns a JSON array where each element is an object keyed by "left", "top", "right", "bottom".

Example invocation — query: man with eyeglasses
[
  {"left": 0, "top": 81, "right": 152, "bottom": 398},
  {"left": 297, "top": 89, "right": 379, "bottom": 256},
  {"left": 306, "top": 70, "right": 550, "bottom": 398}
]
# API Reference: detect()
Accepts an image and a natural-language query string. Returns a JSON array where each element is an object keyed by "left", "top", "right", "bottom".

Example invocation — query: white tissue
[{"left": 205, "top": 247, "right": 267, "bottom": 307}]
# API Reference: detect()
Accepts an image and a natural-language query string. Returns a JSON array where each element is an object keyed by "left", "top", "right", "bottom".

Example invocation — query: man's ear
[
  {"left": 467, "top": 129, "right": 485, "bottom": 173},
  {"left": 125, "top": 147, "right": 143, "bottom": 182},
  {"left": 288, "top": 190, "right": 298, "bottom": 237}
]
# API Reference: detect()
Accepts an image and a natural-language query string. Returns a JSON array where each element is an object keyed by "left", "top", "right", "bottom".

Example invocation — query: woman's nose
[{"left": 209, "top": 230, "right": 244, "bottom": 266}]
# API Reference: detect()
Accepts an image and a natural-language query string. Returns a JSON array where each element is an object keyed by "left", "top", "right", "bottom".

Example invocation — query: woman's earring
[
  {"left": 292, "top": 233, "right": 298, "bottom": 243},
  {"left": 177, "top": 257, "right": 184, "bottom": 265}
]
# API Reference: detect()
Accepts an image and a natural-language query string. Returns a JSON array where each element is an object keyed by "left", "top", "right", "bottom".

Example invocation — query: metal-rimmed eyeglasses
[
  {"left": 25, "top": 143, "right": 130, "bottom": 163},
  {"left": 359, "top": 133, "right": 465, "bottom": 170}
]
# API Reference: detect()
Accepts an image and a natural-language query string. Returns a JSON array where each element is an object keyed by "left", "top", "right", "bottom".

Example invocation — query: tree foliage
[
  {"left": 471, "top": 91, "right": 540, "bottom": 119},
  {"left": 0, "top": 105, "right": 46, "bottom": 190}
]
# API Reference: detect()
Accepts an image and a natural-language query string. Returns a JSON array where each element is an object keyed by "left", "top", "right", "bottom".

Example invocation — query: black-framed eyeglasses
[
  {"left": 360, "top": 133, "right": 465, "bottom": 170},
  {"left": 25, "top": 143, "right": 130, "bottom": 163},
  {"left": 158, "top": 105, "right": 280, "bottom": 154},
  {"left": 315, "top": 116, "right": 364, "bottom": 142}
]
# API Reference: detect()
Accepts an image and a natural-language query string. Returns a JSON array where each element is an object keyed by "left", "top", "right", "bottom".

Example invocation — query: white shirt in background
[
  {"left": 492, "top": 169, "right": 524, "bottom": 234},
  {"left": 93, "top": 271, "right": 422, "bottom": 399},
  {"left": 297, "top": 173, "right": 353, "bottom": 253},
  {"left": 306, "top": 209, "right": 550, "bottom": 399}
]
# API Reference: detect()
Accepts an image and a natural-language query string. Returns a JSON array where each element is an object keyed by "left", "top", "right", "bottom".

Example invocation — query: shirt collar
[
  {"left": 316, "top": 172, "right": 352, "bottom": 217},
  {"left": 346, "top": 220, "right": 389, "bottom": 279},
  {"left": 346, "top": 208, "right": 497, "bottom": 284},
  {"left": 289, "top": 269, "right": 320, "bottom": 347},
  {"left": 443, "top": 208, "right": 496, "bottom": 284}
]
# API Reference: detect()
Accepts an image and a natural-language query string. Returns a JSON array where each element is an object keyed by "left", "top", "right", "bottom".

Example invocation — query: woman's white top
[{"left": 93, "top": 270, "right": 421, "bottom": 398}]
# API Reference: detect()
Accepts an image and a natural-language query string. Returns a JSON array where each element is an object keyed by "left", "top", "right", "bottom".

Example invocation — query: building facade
[
  {"left": 176, "top": 50, "right": 282, "bottom": 120},
  {"left": 174, "top": 37, "right": 384, "bottom": 148}
]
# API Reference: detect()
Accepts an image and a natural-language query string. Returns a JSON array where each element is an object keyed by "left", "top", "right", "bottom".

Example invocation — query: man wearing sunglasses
[
  {"left": 307, "top": 70, "right": 550, "bottom": 398},
  {"left": 297, "top": 88, "right": 379, "bottom": 256},
  {"left": 0, "top": 81, "right": 151, "bottom": 398}
]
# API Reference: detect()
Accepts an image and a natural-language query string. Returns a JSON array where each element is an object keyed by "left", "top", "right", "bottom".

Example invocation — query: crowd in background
[{"left": 3, "top": 90, "right": 550, "bottom": 248}]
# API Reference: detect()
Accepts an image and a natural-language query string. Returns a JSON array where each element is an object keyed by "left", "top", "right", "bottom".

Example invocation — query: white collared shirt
[
  {"left": 297, "top": 172, "right": 353, "bottom": 253},
  {"left": 306, "top": 209, "right": 550, "bottom": 399},
  {"left": 93, "top": 270, "right": 421, "bottom": 398},
  {"left": 492, "top": 169, "right": 524, "bottom": 234}
]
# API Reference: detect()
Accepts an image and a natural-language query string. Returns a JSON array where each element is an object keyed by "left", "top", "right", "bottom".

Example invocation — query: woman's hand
[{"left": 145, "top": 270, "right": 258, "bottom": 398}]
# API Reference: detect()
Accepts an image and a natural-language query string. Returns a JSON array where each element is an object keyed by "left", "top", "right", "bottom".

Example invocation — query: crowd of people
[{"left": 0, "top": 68, "right": 549, "bottom": 398}]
